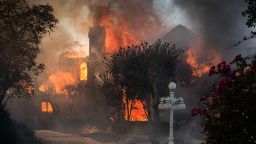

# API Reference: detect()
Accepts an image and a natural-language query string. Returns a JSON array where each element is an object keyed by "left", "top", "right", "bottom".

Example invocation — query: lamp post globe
[{"left": 168, "top": 82, "right": 176, "bottom": 90}]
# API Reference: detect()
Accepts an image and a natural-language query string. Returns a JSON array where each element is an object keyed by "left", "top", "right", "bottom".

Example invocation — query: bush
[{"left": 192, "top": 55, "right": 256, "bottom": 144}]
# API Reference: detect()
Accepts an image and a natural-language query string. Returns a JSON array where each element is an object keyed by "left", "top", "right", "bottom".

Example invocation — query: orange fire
[
  {"left": 39, "top": 51, "right": 88, "bottom": 94},
  {"left": 126, "top": 100, "right": 148, "bottom": 121},
  {"left": 41, "top": 101, "right": 53, "bottom": 113},
  {"left": 104, "top": 25, "right": 139, "bottom": 53},
  {"left": 123, "top": 96, "right": 148, "bottom": 121},
  {"left": 80, "top": 62, "right": 88, "bottom": 81},
  {"left": 185, "top": 41, "right": 221, "bottom": 77},
  {"left": 48, "top": 71, "right": 77, "bottom": 94},
  {"left": 99, "top": 14, "right": 140, "bottom": 53},
  {"left": 39, "top": 84, "right": 47, "bottom": 92},
  {"left": 99, "top": 14, "right": 159, "bottom": 121}
]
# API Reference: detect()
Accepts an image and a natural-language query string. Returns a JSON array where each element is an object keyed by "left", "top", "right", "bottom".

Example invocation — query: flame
[
  {"left": 39, "top": 84, "right": 47, "bottom": 92},
  {"left": 185, "top": 41, "right": 221, "bottom": 77},
  {"left": 41, "top": 102, "right": 53, "bottom": 113},
  {"left": 124, "top": 97, "right": 148, "bottom": 121},
  {"left": 39, "top": 51, "right": 88, "bottom": 94},
  {"left": 48, "top": 71, "right": 77, "bottom": 94},
  {"left": 100, "top": 15, "right": 140, "bottom": 53},
  {"left": 80, "top": 62, "right": 88, "bottom": 81},
  {"left": 127, "top": 100, "right": 148, "bottom": 121}
]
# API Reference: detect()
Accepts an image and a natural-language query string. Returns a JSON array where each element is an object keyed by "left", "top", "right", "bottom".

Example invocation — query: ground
[
  {"left": 36, "top": 129, "right": 202, "bottom": 144},
  {"left": 36, "top": 130, "right": 103, "bottom": 144}
]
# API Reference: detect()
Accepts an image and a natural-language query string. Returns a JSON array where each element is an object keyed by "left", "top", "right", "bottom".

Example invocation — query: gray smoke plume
[{"left": 173, "top": 0, "right": 249, "bottom": 55}]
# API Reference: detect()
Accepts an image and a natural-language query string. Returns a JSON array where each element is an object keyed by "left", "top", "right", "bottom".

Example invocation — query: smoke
[
  {"left": 15, "top": 1, "right": 251, "bottom": 142},
  {"left": 29, "top": 0, "right": 175, "bottom": 66},
  {"left": 170, "top": 0, "right": 248, "bottom": 56},
  {"left": 172, "top": 0, "right": 249, "bottom": 54},
  {"left": 85, "top": 0, "right": 168, "bottom": 52}
]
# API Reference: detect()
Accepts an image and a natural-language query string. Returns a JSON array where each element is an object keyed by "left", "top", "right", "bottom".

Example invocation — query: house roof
[{"left": 160, "top": 25, "right": 198, "bottom": 49}]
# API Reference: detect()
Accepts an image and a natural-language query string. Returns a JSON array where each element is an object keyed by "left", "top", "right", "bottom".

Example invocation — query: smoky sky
[
  {"left": 173, "top": 0, "right": 249, "bottom": 53},
  {"left": 29, "top": 0, "right": 252, "bottom": 66}
]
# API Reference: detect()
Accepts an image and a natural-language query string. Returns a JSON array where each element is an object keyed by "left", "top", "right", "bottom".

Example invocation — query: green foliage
[
  {"left": 0, "top": 0, "right": 57, "bottom": 106},
  {"left": 192, "top": 55, "right": 256, "bottom": 144}
]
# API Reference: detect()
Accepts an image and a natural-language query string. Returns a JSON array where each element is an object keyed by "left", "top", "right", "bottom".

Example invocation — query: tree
[
  {"left": 233, "top": 0, "right": 256, "bottom": 46},
  {"left": 191, "top": 55, "right": 256, "bottom": 144},
  {"left": 0, "top": 0, "right": 57, "bottom": 107},
  {"left": 242, "top": 0, "right": 256, "bottom": 28},
  {"left": 99, "top": 40, "right": 181, "bottom": 143}
]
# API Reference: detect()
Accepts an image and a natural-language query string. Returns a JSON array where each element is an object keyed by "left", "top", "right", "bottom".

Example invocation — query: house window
[
  {"left": 41, "top": 101, "right": 53, "bottom": 113},
  {"left": 80, "top": 62, "right": 88, "bottom": 81}
]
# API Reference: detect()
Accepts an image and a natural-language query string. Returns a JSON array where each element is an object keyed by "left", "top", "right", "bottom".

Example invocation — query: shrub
[{"left": 192, "top": 55, "right": 256, "bottom": 144}]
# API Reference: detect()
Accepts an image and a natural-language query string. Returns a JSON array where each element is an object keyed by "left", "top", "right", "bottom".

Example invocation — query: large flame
[
  {"left": 185, "top": 41, "right": 221, "bottom": 77},
  {"left": 48, "top": 71, "right": 77, "bottom": 94},
  {"left": 98, "top": 12, "right": 140, "bottom": 52},
  {"left": 39, "top": 51, "right": 88, "bottom": 94},
  {"left": 93, "top": 3, "right": 165, "bottom": 53}
]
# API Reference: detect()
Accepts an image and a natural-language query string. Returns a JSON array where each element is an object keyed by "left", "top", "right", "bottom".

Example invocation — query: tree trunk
[{"left": 148, "top": 85, "right": 160, "bottom": 144}]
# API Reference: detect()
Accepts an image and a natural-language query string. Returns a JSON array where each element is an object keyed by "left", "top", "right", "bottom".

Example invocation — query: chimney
[
  {"left": 88, "top": 24, "right": 106, "bottom": 55},
  {"left": 88, "top": 24, "right": 106, "bottom": 86}
]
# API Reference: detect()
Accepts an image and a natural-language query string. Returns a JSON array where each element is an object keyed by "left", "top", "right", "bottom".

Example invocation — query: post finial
[{"left": 168, "top": 82, "right": 176, "bottom": 90}]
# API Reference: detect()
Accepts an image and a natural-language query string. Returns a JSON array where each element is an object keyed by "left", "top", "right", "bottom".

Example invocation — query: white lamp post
[{"left": 158, "top": 82, "right": 186, "bottom": 144}]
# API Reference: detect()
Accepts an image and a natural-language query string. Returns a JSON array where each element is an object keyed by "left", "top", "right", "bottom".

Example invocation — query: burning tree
[
  {"left": 99, "top": 40, "right": 181, "bottom": 143},
  {"left": 192, "top": 55, "right": 256, "bottom": 143}
]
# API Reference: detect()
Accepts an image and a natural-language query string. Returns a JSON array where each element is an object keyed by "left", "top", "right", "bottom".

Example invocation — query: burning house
[
  {"left": 36, "top": 24, "right": 219, "bottom": 124},
  {"left": 7, "top": 23, "right": 220, "bottom": 129},
  {"left": 33, "top": 24, "right": 108, "bottom": 126}
]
